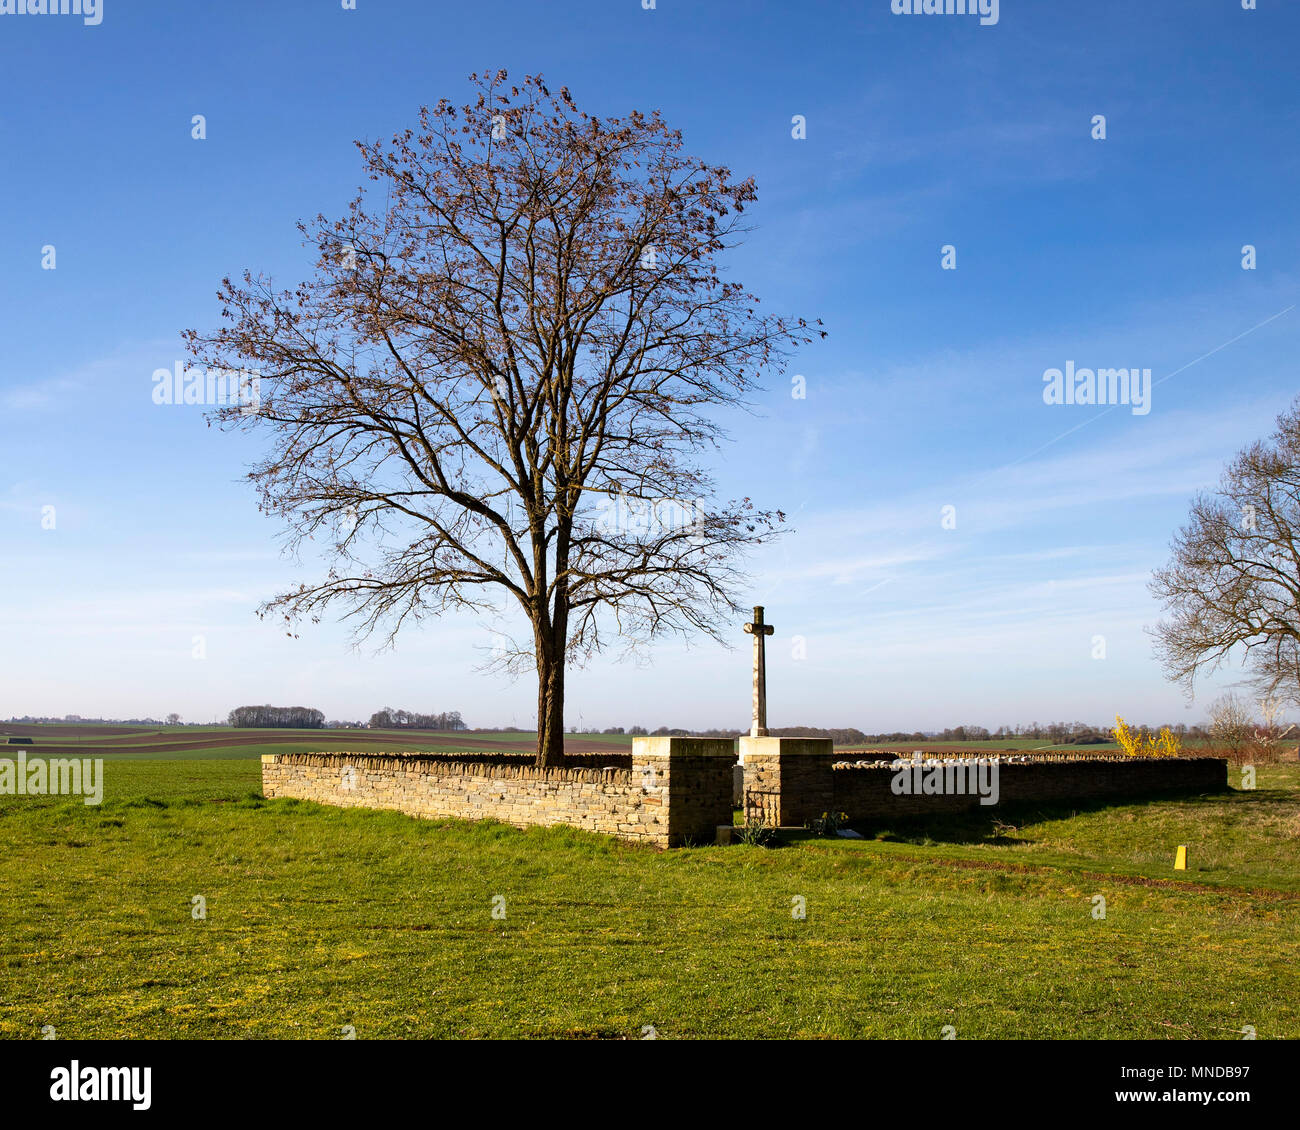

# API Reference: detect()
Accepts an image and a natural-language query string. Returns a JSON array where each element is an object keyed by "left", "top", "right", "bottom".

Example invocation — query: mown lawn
[{"left": 1, "top": 760, "right": 1296, "bottom": 1039}]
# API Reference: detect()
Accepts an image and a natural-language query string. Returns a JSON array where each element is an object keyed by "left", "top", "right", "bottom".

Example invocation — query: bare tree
[
  {"left": 1206, "top": 692, "right": 1254, "bottom": 758},
  {"left": 1149, "top": 397, "right": 1300, "bottom": 708},
  {"left": 1252, "top": 695, "right": 1296, "bottom": 760},
  {"left": 185, "top": 72, "right": 819, "bottom": 766}
]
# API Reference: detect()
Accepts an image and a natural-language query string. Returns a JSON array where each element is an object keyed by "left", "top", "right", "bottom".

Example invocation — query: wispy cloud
[{"left": 1, "top": 377, "right": 83, "bottom": 412}]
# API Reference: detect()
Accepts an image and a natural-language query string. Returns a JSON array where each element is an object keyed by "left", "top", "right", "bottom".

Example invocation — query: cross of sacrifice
[{"left": 743, "top": 606, "right": 774, "bottom": 738}]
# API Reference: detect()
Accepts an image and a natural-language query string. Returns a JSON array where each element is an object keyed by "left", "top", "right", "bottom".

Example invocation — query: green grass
[
  {"left": 27, "top": 740, "right": 528, "bottom": 761},
  {"left": 1, "top": 760, "right": 1296, "bottom": 1040},
  {"left": 2, "top": 727, "right": 636, "bottom": 758}
]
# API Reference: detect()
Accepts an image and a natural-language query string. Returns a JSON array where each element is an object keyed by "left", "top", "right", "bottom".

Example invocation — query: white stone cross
[{"left": 743, "top": 605, "right": 774, "bottom": 738}]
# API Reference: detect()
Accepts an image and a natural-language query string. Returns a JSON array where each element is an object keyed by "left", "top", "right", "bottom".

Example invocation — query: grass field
[
  {"left": 1, "top": 753, "right": 1296, "bottom": 1040},
  {"left": 0, "top": 725, "right": 636, "bottom": 759}
]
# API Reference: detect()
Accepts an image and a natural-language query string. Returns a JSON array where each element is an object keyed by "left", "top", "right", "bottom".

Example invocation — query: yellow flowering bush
[{"left": 1114, "top": 715, "right": 1182, "bottom": 758}]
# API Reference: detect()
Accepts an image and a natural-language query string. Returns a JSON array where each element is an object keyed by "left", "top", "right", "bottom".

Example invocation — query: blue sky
[{"left": 2, "top": 0, "right": 1297, "bottom": 730}]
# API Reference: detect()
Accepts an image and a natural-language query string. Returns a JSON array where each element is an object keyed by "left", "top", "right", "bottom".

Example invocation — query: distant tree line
[
  {"left": 368, "top": 708, "right": 466, "bottom": 731},
  {"left": 565, "top": 720, "right": 1223, "bottom": 745},
  {"left": 986, "top": 721, "right": 1209, "bottom": 744},
  {"left": 0, "top": 713, "right": 1243, "bottom": 744},
  {"left": 566, "top": 724, "right": 875, "bottom": 743},
  {"left": 5, "top": 714, "right": 168, "bottom": 726},
  {"left": 688, "top": 725, "right": 873, "bottom": 744},
  {"left": 227, "top": 705, "right": 325, "bottom": 729}
]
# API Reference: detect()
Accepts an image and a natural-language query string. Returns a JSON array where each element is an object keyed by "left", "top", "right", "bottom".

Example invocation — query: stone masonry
[
  {"left": 831, "top": 755, "right": 1229, "bottom": 821},
  {"left": 742, "top": 741, "right": 1228, "bottom": 827},
  {"left": 739, "top": 735, "right": 837, "bottom": 827},
  {"left": 261, "top": 733, "right": 1230, "bottom": 845},
  {"left": 261, "top": 735, "right": 735, "bottom": 848}
]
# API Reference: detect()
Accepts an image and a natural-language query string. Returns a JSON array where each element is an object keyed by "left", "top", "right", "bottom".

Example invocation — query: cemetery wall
[
  {"left": 829, "top": 756, "right": 1229, "bottom": 822},
  {"left": 262, "top": 738, "right": 733, "bottom": 847},
  {"left": 262, "top": 745, "right": 1228, "bottom": 844}
]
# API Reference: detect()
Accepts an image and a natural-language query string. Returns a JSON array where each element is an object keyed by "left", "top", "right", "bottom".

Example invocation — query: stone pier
[{"left": 739, "top": 735, "right": 837, "bottom": 827}]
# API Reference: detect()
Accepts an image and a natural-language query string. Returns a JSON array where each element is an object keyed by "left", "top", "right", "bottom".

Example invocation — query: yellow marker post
[{"left": 1174, "top": 845, "right": 1188, "bottom": 871}]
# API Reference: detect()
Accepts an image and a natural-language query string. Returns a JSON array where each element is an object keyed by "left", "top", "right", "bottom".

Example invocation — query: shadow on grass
[{"left": 838, "top": 788, "right": 1246, "bottom": 847}]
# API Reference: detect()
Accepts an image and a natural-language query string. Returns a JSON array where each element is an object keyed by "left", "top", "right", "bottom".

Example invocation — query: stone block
[{"left": 739, "top": 736, "right": 836, "bottom": 828}]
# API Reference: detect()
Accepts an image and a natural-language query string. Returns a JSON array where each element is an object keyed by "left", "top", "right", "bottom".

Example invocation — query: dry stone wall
[
  {"left": 261, "top": 736, "right": 734, "bottom": 847},
  {"left": 831, "top": 756, "right": 1229, "bottom": 821},
  {"left": 262, "top": 738, "right": 1229, "bottom": 846}
]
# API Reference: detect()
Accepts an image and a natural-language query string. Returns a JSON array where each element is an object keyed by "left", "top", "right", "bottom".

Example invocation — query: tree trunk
[
  {"left": 535, "top": 646, "right": 566, "bottom": 767},
  {"left": 533, "top": 527, "right": 571, "bottom": 768}
]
